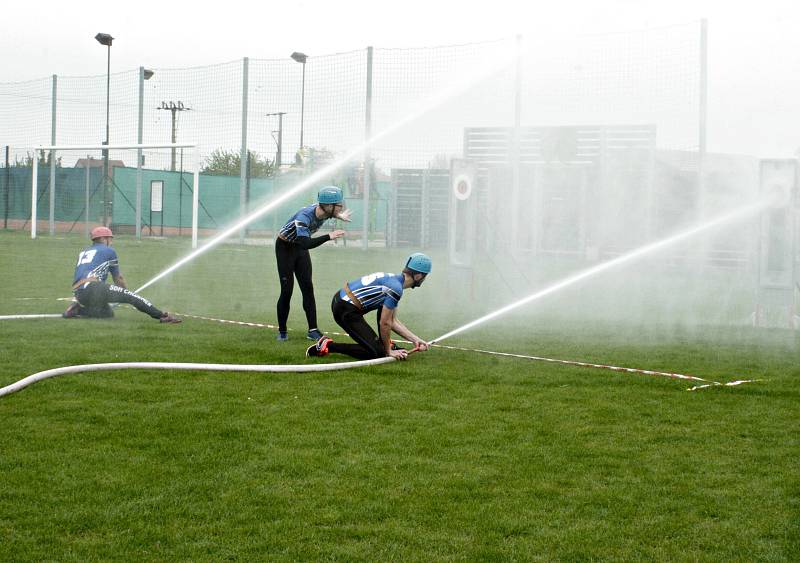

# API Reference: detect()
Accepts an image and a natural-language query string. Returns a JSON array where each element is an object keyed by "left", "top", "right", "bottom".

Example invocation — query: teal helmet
[
  {"left": 405, "top": 252, "right": 432, "bottom": 274},
  {"left": 318, "top": 186, "right": 344, "bottom": 205}
]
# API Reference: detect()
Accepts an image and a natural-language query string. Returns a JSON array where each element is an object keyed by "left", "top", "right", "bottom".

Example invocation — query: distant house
[{"left": 74, "top": 158, "right": 126, "bottom": 170}]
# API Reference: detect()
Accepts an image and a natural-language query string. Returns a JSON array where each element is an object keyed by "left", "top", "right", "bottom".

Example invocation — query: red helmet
[{"left": 90, "top": 226, "right": 114, "bottom": 240}]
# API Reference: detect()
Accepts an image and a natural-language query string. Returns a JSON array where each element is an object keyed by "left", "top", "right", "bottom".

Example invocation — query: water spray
[
  {"left": 430, "top": 196, "right": 774, "bottom": 345},
  {"left": 136, "top": 43, "right": 515, "bottom": 294}
]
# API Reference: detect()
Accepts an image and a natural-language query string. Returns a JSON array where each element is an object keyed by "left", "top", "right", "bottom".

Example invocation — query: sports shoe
[
  {"left": 305, "top": 336, "right": 332, "bottom": 357},
  {"left": 276, "top": 331, "right": 289, "bottom": 342},
  {"left": 62, "top": 302, "right": 82, "bottom": 319},
  {"left": 307, "top": 328, "right": 324, "bottom": 340},
  {"left": 159, "top": 312, "right": 182, "bottom": 324}
]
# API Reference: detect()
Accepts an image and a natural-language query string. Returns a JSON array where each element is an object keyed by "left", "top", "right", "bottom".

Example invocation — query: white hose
[
  {"left": 0, "top": 357, "right": 396, "bottom": 398},
  {"left": 0, "top": 314, "right": 63, "bottom": 320}
]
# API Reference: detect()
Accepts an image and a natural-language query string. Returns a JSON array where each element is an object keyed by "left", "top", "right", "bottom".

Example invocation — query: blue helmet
[
  {"left": 405, "top": 252, "right": 432, "bottom": 274},
  {"left": 318, "top": 185, "right": 344, "bottom": 205}
]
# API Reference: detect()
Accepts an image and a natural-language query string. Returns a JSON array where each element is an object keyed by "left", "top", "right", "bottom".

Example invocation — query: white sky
[{"left": 2, "top": 0, "right": 799, "bottom": 157}]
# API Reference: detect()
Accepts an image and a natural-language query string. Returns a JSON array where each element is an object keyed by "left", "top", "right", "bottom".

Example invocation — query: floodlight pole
[
  {"left": 291, "top": 52, "right": 308, "bottom": 150},
  {"left": 104, "top": 45, "right": 110, "bottom": 225},
  {"left": 95, "top": 33, "right": 114, "bottom": 227},
  {"left": 136, "top": 68, "right": 154, "bottom": 239}
]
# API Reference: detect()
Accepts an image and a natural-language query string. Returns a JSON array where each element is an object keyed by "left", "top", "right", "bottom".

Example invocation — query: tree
[
  {"left": 293, "top": 146, "right": 336, "bottom": 170},
  {"left": 14, "top": 151, "right": 62, "bottom": 167},
  {"left": 201, "top": 149, "right": 276, "bottom": 177}
]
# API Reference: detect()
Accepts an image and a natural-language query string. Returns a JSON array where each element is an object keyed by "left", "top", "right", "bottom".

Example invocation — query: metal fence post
[
  {"left": 85, "top": 155, "right": 91, "bottom": 239},
  {"left": 511, "top": 35, "right": 522, "bottom": 253},
  {"left": 698, "top": 19, "right": 708, "bottom": 220},
  {"left": 239, "top": 57, "right": 249, "bottom": 243},
  {"left": 363, "top": 46, "right": 373, "bottom": 249},
  {"left": 136, "top": 66, "right": 145, "bottom": 239},
  {"left": 49, "top": 74, "right": 57, "bottom": 235},
  {"left": 3, "top": 146, "right": 9, "bottom": 229}
]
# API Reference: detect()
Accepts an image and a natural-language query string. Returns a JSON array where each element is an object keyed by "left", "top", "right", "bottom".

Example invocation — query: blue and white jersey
[
  {"left": 278, "top": 204, "right": 328, "bottom": 241},
  {"left": 340, "top": 272, "right": 405, "bottom": 312},
  {"left": 72, "top": 243, "right": 120, "bottom": 285}
]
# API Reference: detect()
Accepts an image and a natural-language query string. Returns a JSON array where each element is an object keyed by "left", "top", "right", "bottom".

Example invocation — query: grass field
[{"left": 1, "top": 230, "right": 798, "bottom": 561}]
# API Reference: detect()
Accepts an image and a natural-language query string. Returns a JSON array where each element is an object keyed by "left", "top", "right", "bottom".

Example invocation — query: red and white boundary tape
[{"left": 175, "top": 312, "right": 759, "bottom": 392}]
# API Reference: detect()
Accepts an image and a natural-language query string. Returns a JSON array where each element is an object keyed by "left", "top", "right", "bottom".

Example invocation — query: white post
[
  {"left": 192, "top": 146, "right": 200, "bottom": 248},
  {"left": 31, "top": 153, "right": 38, "bottom": 239},
  {"left": 30, "top": 142, "right": 196, "bottom": 240}
]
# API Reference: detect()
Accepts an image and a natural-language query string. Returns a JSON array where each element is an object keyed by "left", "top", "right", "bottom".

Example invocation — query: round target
[{"left": 453, "top": 174, "right": 472, "bottom": 201}]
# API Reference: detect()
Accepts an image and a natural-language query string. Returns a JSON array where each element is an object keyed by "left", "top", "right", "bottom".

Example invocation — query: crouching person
[
  {"left": 306, "top": 253, "right": 432, "bottom": 361},
  {"left": 62, "top": 226, "right": 181, "bottom": 324}
]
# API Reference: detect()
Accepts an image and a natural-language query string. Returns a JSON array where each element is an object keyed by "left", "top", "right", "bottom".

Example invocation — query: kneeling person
[
  {"left": 306, "top": 253, "right": 432, "bottom": 361},
  {"left": 62, "top": 226, "right": 181, "bottom": 323}
]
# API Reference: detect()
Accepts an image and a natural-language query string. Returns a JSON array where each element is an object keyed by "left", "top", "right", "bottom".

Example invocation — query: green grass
[{"left": 1, "top": 230, "right": 798, "bottom": 561}]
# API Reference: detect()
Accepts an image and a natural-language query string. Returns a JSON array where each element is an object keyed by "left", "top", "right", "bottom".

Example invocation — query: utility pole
[
  {"left": 266, "top": 111, "right": 286, "bottom": 168},
  {"left": 158, "top": 101, "right": 191, "bottom": 171}
]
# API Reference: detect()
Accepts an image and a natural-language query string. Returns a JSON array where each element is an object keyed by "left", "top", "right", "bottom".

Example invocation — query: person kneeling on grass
[
  {"left": 62, "top": 226, "right": 181, "bottom": 324},
  {"left": 306, "top": 253, "right": 432, "bottom": 361}
]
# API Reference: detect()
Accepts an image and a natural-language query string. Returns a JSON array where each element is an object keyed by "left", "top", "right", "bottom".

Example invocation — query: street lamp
[
  {"left": 95, "top": 32, "right": 114, "bottom": 225},
  {"left": 290, "top": 51, "right": 307, "bottom": 150}
]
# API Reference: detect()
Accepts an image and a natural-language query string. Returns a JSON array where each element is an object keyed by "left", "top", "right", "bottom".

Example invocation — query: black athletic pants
[
  {"left": 74, "top": 281, "right": 163, "bottom": 319},
  {"left": 327, "top": 293, "right": 388, "bottom": 360},
  {"left": 275, "top": 237, "right": 318, "bottom": 333}
]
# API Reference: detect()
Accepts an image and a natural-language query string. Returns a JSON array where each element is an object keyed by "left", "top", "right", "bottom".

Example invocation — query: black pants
[
  {"left": 327, "top": 293, "right": 388, "bottom": 360},
  {"left": 275, "top": 238, "right": 318, "bottom": 332},
  {"left": 74, "top": 281, "right": 163, "bottom": 319}
]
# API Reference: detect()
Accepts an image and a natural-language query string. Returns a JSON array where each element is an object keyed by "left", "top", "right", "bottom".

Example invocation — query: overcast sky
[{"left": 2, "top": 0, "right": 799, "bottom": 157}]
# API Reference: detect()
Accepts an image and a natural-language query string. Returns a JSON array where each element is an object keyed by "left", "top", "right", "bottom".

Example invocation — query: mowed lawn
[{"left": 1, "top": 230, "right": 798, "bottom": 561}]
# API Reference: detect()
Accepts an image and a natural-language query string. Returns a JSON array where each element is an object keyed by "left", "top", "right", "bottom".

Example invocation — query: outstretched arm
[
  {"left": 384, "top": 309, "right": 429, "bottom": 352},
  {"left": 392, "top": 317, "right": 429, "bottom": 351},
  {"left": 294, "top": 230, "right": 346, "bottom": 250},
  {"left": 379, "top": 307, "right": 409, "bottom": 359}
]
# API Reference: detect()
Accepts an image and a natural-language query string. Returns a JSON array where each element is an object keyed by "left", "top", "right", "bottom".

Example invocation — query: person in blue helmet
[
  {"left": 275, "top": 185, "right": 352, "bottom": 341},
  {"left": 62, "top": 226, "right": 181, "bottom": 323},
  {"left": 306, "top": 253, "right": 432, "bottom": 361}
]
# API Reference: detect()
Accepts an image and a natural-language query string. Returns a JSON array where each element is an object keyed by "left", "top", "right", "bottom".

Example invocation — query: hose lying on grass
[{"left": 0, "top": 358, "right": 398, "bottom": 398}]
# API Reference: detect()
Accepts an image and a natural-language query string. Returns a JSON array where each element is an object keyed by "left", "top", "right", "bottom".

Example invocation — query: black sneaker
[
  {"left": 159, "top": 312, "right": 182, "bottom": 324},
  {"left": 306, "top": 336, "right": 332, "bottom": 357},
  {"left": 307, "top": 328, "right": 324, "bottom": 340}
]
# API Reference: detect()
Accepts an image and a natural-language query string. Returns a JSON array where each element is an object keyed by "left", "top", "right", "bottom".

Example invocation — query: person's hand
[
  {"left": 336, "top": 208, "right": 353, "bottom": 222},
  {"left": 413, "top": 341, "right": 429, "bottom": 352},
  {"left": 329, "top": 229, "right": 346, "bottom": 240},
  {"left": 389, "top": 348, "right": 408, "bottom": 360}
]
